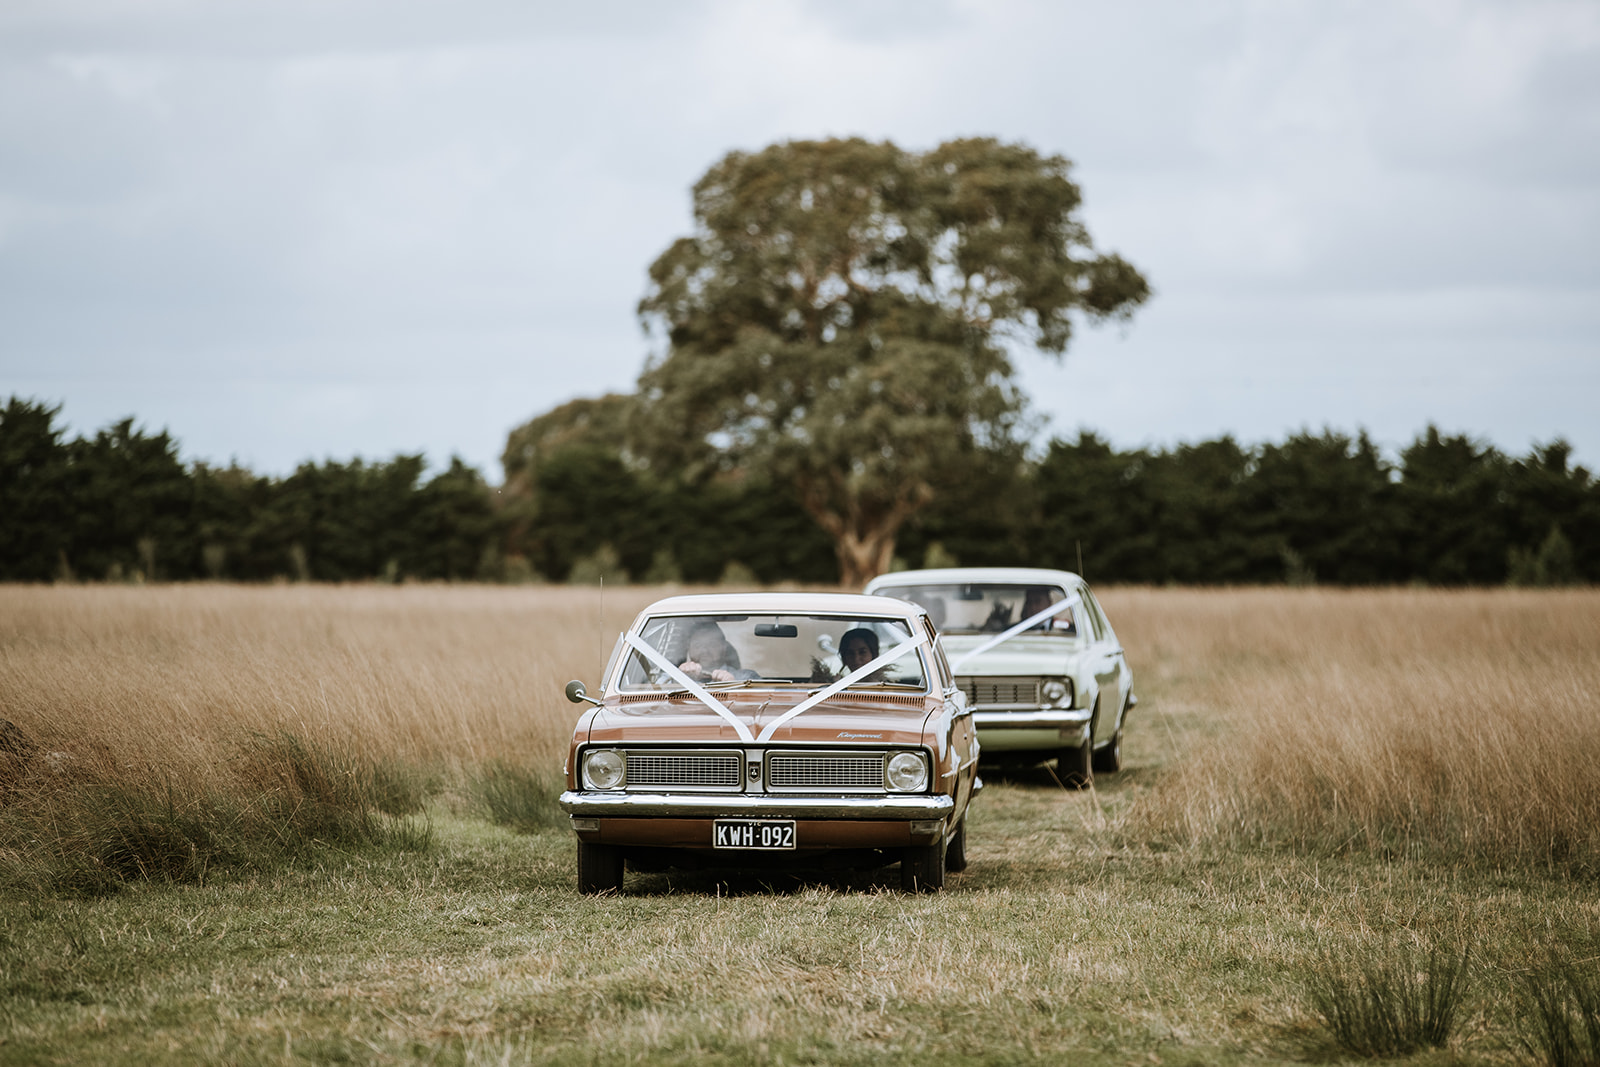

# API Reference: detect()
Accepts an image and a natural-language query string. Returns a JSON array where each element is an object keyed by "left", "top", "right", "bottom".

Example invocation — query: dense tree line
[
  {"left": 4, "top": 394, "right": 1592, "bottom": 586},
  {"left": 0, "top": 398, "right": 499, "bottom": 583},
  {"left": 964, "top": 428, "right": 1597, "bottom": 586}
]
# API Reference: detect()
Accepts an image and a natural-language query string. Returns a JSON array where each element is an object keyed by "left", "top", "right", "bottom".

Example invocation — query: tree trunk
[
  {"left": 832, "top": 526, "right": 900, "bottom": 590},
  {"left": 798, "top": 477, "right": 931, "bottom": 590}
]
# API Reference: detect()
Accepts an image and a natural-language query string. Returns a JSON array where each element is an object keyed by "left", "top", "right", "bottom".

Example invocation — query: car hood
[
  {"left": 587, "top": 692, "right": 934, "bottom": 746},
  {"left": 940, "top": 634, "right": 1080, "bottom": 677}
]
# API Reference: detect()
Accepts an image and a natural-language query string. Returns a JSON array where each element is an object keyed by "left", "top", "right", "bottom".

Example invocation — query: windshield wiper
[{"left": 703, "top": 678, "right": 793, "bottom": 690}]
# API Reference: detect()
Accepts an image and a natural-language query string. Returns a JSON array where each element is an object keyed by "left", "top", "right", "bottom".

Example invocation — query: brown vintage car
[{"left": 559, "top": 592, "right": 980, "bottom": 893}]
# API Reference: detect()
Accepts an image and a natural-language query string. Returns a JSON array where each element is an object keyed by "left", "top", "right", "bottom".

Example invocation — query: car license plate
[{"left": 713, "top": 819, "right": 796, "bottom": 850}]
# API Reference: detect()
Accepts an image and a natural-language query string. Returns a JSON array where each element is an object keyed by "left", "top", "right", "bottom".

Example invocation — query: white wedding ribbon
[
  {"left": 949, "top": 594, "right": 1080, "bottom": 672},
  {"left": 623, "top": 631, "right": 755, "bottom": 743},
  {"left": 756, "top": 633, "right": 929, "bottom": 743}
]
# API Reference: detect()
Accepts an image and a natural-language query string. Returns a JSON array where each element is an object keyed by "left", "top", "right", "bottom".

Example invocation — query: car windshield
[
  {"left": 615, "top": 613, "right": 928, "bottom": 692},
  {"left": 881, "top": 584, "right": 1077, "bottom": 637}
]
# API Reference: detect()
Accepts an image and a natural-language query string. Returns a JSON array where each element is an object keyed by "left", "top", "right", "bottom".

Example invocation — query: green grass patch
[
  {"left": 471, "top": 760, "right": 565, "bottom": 833},
  {"left": 0, "top": 732, "right": 431, "bottom": 896},
  {"left": 1519, "top": 956, "right": 1600, "bottom": 1067},
  {"left": 1300, "top": 938, "right": 1471, "bottom": 1058},
  {"left": 2, "top": 780, "right": 1596, "bottom": 1066}
]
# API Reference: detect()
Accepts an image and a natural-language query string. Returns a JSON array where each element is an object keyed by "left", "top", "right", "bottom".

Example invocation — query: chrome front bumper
[
  {"left": 972, "top": 709, "right": 1091, "bottom": 753},
  {"left": 972, "top": 709, "right": 1092, "bottom": 729},
  {"left": 558, "top": 791, "right": 956, "bottom": 820}
]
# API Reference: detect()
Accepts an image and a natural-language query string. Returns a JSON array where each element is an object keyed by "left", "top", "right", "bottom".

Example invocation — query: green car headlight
[
  {"left": 885, "top": 751, "right": 929, "bottom": 793},
  {"left": 582, "top": 749, "right": 625, "bottom": 790},
  {"left": 1042, "top": 679, "right": 1072, "bottom": 707}
]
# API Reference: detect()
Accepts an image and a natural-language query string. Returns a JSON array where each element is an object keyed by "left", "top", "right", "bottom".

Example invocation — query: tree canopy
[{"left": 633, "top": 137, "right": 1150, "bottom": 586}]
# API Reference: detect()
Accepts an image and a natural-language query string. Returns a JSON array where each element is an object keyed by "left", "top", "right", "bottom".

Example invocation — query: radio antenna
[
  {"left": 1076, "top": 540, "right": 1084, "bottom": 579},
  {"left": 597, "top": 575, "right": 606, "bottom": 675}
]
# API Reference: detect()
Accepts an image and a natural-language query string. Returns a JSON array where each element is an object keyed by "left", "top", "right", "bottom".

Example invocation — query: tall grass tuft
[
  {"left": 473, "top": 761, "right": 566, "bottom": 833},
  {"left": 1119, "top": 588, "right": 1600, "bottom": 875},
  {"left": 1302, "top": 939, "right": 1471, "bottom": 1058},
  {"left": 0, "top": 585, "right": 655, "bottom": 890},
  {"left": 239, "top": 731, "right": 427, "bottom": 821},
  {"left": 0, "top": 733, "right": 432, "bottom": 894},
  {"left": 1520, "top": 960, "right": 1600, "bottom": 1067}
]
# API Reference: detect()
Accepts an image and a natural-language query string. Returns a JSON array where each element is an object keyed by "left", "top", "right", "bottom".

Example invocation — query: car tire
[
  {"left": 944, "top": 816, "right": 968, "bottom": 874},
  {"left": 1057, "top": 735, "right": 1093, "bottom": 789},
  {"left": 577, "top": 840, "right": 624, "bottom": 894},
  {"left": 1091, "top": 729, "right": 1124, "bottom": 774},
  {"left": 901, "top": 835, "right": 946, "bottom": 892}
]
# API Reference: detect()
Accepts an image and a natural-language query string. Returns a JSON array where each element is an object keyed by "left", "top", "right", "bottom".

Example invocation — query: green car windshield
[
  {"left": 615, "top": 614, "right": 927, "bottom": 692},
  {"left": 884, "top": 584, "right": 1077, "bottom": 637}
]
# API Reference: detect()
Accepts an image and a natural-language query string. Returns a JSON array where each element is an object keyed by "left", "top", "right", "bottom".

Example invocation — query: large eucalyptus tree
[{"left": 635, "top": 137, "right": 1149, "bottom": 587}]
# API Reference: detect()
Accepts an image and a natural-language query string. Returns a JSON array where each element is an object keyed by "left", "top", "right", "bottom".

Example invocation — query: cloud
[{"left": 0, "top": 0, "right": 1595, "bottom": 476}]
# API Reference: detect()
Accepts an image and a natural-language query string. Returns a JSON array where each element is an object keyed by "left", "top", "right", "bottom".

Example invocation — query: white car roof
[
  {"left": 634, "top": 591, "right": 926, "bottom": 622},
  {"left": 864, "top": 567, "right": 1084, "bottom": 592}
]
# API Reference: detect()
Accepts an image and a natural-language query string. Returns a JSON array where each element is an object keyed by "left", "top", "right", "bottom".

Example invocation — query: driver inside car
[
  {"left": 677, "top": 622, "right": 754, "bottom": 683},
  {"left": 1022, "top": 586, "right": 1075, "bottom": 634}
]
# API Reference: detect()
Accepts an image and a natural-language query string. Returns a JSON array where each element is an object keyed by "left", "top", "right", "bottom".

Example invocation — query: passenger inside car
[
  {"left": 841, "top": 627, "right": 896, "bottom": 681},
  {"left": 840, "top": 628, "right": 878, "bottom": 671}
]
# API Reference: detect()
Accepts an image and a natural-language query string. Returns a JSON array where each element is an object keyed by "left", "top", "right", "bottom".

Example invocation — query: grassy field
[{"left": 1, "top": 584, "right": 1597, "bottom": 1065}]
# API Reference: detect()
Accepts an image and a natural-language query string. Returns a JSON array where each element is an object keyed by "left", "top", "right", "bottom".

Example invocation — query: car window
[
  {"left": 1081, "top": 587, "right": 1111, "bottom": 643},
  {"left": 613, "top": 613, "right": 928, "bottom": 692},
  {"left": 598, "top": 633, "right": 625, "bottom": 695},
  {"left": 931, "top": 635, "right": 955, "bottom": 690},
  {"left": 879, "top": 584, "right": 1077, "bottom": 637}
]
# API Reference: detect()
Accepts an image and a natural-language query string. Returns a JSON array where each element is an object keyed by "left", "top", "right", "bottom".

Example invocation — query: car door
[
  {"left": 933, "top": 630, "right": 977, "bottom": 819},
  {"left": 1079, "top": 585, "right": 1127, "bottom": 746}
]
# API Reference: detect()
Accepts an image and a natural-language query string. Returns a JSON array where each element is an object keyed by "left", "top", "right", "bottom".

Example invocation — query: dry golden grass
[
  {"left": 1102, "top": 586, "right": 1600, "bottom": 875},
  {"left": 0, "top": 584, "right": 668, "bottom": 887},
  {"left": 0, "top": 583, "right": 659, "bottom": 781},
  {"left": 3, "top": 582, "right": 1597, "bottom": 883}
]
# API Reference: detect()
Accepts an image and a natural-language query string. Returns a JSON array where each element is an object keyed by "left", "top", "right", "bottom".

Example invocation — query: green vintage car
[{"left": 865, "top": 567, "right": 1135, "bottom": 788}]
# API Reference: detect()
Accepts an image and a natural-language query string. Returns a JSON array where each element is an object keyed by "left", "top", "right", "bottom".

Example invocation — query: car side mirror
[{"left": 565, "top": 679, "right": 602, "bottom": 707}]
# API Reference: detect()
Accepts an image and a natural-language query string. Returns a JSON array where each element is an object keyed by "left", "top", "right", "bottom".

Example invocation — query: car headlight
[
  {"left": 1042, "top": 679, "right": 1073, "bottom": 707},
  {"left": 582, "top": 749, "right": 625, "bottom": 790},
  {"left": 885, "top": 751, "right": 929, "bottom": 793}
]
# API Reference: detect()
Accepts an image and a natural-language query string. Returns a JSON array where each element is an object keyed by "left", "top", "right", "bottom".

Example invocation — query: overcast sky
[{"left": 2, "top": 0, "right": 1596, "bottom": 479}]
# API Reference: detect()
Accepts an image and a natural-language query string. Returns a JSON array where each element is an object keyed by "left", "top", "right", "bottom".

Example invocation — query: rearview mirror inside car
[{"left": 754, "top": 623, "right": 798, "bottom": 638}]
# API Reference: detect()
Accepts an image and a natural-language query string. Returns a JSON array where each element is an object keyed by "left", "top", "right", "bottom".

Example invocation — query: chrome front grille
[
  {"left": 588, "top": 746, "right": 910, "bottom": 794},
  {"left": 767, "top": 751, "right": 885, "bottom": 793},
  {"left": 963, "top": 677, "right": 1043, "bottom": 707},
  {"left": 624, "top": 750, "right": 742, "bottom": 791}
]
